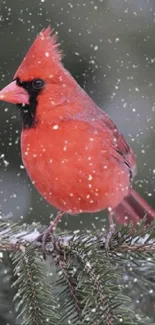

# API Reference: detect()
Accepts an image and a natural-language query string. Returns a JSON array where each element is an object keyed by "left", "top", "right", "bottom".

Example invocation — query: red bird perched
[{"left": 0, "top": 27, "right": 155, "bottom": 238}]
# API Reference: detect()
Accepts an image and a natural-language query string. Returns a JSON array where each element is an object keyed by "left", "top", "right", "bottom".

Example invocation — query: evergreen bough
[{"left": 0, "top": 219, "right": 154, "bottom": 324}]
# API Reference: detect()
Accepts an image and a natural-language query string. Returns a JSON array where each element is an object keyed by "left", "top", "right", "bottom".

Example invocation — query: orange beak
[{"left": 0, "top": 81, "right": 29, "bottom": 105}]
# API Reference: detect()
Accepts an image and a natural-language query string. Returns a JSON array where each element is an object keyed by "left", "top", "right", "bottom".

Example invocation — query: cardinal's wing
[{"left": 99, "top": 112, "right": 137, "bottom": 180}]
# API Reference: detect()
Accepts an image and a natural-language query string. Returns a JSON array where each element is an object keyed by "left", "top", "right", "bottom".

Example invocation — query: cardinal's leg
[
  {"left": 105, "top": 209, "right": 116, "bottom": 250},
  {"left": 47, "top": 210, "right": 65, "bottom": 233},
  {"left": 37, "top": 210, "right": 65, "bottom": 258}
]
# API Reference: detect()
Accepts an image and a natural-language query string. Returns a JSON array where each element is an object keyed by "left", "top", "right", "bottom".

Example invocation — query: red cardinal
[{"left": 0, "top": 27, "right": 155, "bottom": 237}]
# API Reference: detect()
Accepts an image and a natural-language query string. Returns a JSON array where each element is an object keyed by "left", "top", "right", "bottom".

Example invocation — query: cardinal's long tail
[{"left": 113, "top": 188, "right": 155, "bottom": 226}]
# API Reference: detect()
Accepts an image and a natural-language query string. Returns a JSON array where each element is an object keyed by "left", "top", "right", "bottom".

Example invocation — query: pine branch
[
  {"left": 1, "top": 241, "right": 155, "bottom": 253},
  {"left": 1, "top": 219, "right": 155, "bottom": 254},
  {"left": 0, "top": 219, "right": 155, "bottom": 324},
  {"left": 11, "top": 247, "right": 60, "bottom": 325},
  {"left": 0, "top": 252, "right": 19, "bottom": 325}
]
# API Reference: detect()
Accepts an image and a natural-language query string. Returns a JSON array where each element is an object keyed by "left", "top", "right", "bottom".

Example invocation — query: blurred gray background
[
  {"left": 0, "top": 0, "right": 155, "bottom": 232},
  {"left": 0, "top": 0, "right": 155, "bottom": 323}
]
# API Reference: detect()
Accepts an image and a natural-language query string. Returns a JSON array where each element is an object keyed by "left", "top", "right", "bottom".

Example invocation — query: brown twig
[{"left": 0, "top": 241, "right": 155, "bottom": 253}]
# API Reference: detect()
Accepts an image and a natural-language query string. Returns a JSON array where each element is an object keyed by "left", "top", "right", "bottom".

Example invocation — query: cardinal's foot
[
  {"left": 37, "top": 210, "right": 64, "bottom": 259},
  {"left": 37, "top": 226, "right": 55, "bottom": 259},
  {"left": 105, "top": 227, "right": 115, "bottom": 251}
]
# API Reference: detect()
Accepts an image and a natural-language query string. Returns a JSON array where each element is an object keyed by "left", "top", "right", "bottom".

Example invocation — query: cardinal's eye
[{"left": 32, "top": 79, "right": 45, "bottom": 89}]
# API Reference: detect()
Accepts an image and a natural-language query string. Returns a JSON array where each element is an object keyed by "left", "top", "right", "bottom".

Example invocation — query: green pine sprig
[
  {"left": 0, "top": 219, "right": 155, "bottom": 324},
  {"left": 11, "top": 247, "right": 60, "bottom": 325}
]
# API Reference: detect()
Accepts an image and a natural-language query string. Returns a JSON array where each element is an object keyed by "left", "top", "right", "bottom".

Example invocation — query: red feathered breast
[{"left": 21, "top": 118, "right": 130, "bottom": 214}]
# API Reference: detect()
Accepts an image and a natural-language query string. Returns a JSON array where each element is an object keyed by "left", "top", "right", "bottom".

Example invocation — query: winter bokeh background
[{"left": 0, "top": 0, "right": 155, "bottom": 322}]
